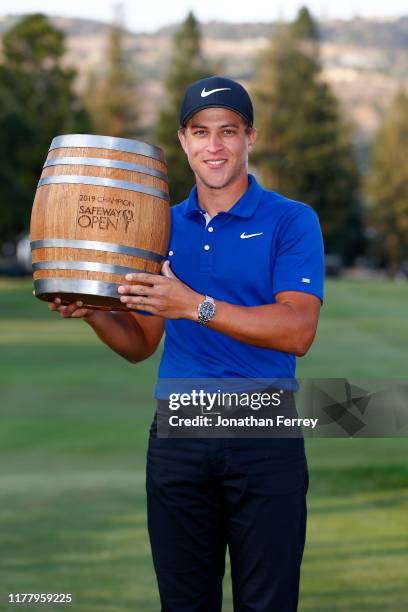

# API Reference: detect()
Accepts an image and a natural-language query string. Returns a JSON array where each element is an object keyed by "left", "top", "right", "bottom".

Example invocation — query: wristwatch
[{"left": 197, "top": 295, "right": 216, "bottom": 325}]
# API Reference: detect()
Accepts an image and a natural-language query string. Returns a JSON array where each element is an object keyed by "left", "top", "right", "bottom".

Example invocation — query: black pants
[{"left": 146, "top": 413, "right": 309, "bottom": 612}]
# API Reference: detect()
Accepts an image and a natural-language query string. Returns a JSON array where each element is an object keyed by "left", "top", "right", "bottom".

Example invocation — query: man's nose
[{"left": 206, "top": 133, "right": 224, "bottom": 153}]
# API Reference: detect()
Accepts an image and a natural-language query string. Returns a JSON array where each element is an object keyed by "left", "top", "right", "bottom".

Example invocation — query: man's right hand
[{"left": 48, "top": 297, "right": 95, "bottom": 320}]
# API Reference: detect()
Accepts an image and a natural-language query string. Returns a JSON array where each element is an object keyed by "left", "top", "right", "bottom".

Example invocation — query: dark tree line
[{"left": 0, "top": 14, "right": 90, "bottom": 244}]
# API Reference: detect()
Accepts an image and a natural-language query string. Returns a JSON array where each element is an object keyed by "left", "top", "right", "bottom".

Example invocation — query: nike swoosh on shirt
[
  {"left": 201, "top": 87, "right": 232, "bottom": 97},
  {"left": 240, "top": 232, "right": 264, "bottom": 239}
]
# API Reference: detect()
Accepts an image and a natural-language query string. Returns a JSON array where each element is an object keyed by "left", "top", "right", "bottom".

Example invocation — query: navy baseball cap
[{"left": 179, "top": 76, "right": 254, "bottom": 128}]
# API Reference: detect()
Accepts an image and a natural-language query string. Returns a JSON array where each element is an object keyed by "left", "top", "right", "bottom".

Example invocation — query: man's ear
[
  {"left": 178, "top": 128, "right": 187, "bottom": 154},
  {"left": 247, "top": 127, "right": 257, "bottom": 153}
]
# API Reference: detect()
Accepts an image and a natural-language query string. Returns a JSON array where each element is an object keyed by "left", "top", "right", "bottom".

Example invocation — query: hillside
[{"left": 1, "top": 13, "right": 407, "bottom": 139}]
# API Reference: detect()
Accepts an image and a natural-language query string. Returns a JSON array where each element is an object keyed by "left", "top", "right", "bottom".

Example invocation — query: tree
[
  {"left": 252, "top": 7, "right": 363, "bottom": 263},
  {"left": 0, "top": 13, "right": 90, "bottom": 244},
  {"left": 85, "top": 4, "right": 139, "bottom": 138},
  {"left": 365, "top": 89, "right": 408, "bottom": 274},
  {"left": 156, "top": 12, "right": 213, "bottom": 204},
  {"left": 291, "top": 5, "right": 319, "bottom": 40}
]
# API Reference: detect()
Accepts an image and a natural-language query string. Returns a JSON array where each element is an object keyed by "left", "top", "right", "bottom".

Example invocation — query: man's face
[{"left": 178, "top": 107, "right": 257, "bottom": 190}]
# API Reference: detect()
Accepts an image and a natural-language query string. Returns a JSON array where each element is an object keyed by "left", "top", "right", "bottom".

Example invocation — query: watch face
[
  {"left": 199, "top": 298, "right": 215, "bottom": 323},
  {"left": 201, "top": 301, "right": 214, "bottom": 319}
]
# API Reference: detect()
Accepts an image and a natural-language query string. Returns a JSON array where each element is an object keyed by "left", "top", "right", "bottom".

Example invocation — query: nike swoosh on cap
[
  {"left": 240, "top": 232, "right": 263, "bottom": 239},
  {"left": 201, "top": 87, "right": 232, "bottom": 98}
]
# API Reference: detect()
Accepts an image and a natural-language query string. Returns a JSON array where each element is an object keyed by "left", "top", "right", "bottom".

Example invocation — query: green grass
[{"left": 0, "top": 279, "right": 407, "bottom": 611}]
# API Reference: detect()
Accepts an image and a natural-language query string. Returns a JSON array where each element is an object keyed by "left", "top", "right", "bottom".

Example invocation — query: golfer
[{"left": 50, "top": 76, "right": 324, "bottom": 611}]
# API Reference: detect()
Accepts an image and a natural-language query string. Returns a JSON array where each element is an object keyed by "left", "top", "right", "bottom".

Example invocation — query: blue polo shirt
[{"left": 156, "top": 174, "right": 324, "bottom": 395}]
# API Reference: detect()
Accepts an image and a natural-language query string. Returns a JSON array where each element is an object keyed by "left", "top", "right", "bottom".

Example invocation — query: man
[{"left": 50, "top": 76, "right": 324, "bottom": 611}]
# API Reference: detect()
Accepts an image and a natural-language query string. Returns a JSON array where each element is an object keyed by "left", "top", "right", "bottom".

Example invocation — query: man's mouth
[{"left": 203, "top": 159, "right": 227, "bottom": 168}]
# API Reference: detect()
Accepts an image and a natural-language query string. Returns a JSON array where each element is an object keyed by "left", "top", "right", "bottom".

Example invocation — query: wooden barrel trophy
[{"left": 30, "top": 134, "right": 170, "bottom": 310}]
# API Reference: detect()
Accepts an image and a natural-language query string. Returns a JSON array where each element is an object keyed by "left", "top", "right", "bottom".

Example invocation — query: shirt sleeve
[{"left": 272, "top": 204, "right": 325, "bottom": 302}]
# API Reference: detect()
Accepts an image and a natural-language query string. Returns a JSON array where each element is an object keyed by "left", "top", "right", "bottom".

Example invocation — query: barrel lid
[{"left": 49, "top": 134, "right": 166, "bottom": 163}]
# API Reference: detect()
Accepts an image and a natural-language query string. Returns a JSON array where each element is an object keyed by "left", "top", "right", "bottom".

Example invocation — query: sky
[{"left": 1, "top": 0, "right": 407, "bottom": 32}]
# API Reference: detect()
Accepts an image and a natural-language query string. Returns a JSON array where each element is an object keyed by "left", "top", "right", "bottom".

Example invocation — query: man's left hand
[{"left": 117, "top": 261, "right": 202, "bottom": 319}]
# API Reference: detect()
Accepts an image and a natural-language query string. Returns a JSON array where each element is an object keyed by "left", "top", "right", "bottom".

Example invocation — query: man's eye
[
  {"left": 193, "top": 130, "right": 206, "bottom": 136},
  {"left": 223, "top": 129, "right": 235, "bottom": 136}
]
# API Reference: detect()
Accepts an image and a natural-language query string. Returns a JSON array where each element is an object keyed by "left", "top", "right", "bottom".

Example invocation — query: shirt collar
[{"left": 182, "top": 174, "right": 263, "bottom": 220}]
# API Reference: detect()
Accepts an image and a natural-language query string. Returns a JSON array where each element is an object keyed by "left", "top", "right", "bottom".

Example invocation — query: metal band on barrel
[
  {"left": 32, "top": 261, "right": 146, "bottom": 275},
  {"left": 43, "top": 157, "right": 168, "bottom": 181},
  {"left": 30, "top": 238, "right": 165, "bottom": 264},
  {"left": 49, "top": 134, "right": 165, "bottom": 162},
  {"left": 37, "top": 175, "right": 169, "bottom": 201},
  {"left": 34, "top": 278, "right": 128, "bottom": 300}
]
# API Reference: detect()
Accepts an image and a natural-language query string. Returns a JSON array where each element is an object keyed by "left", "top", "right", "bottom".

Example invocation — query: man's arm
[
  {"left": 205, "top": 291, "right": 321, "bottom": 356},
  {"left": 118, "top": 264, "right": 321, "bottom": 357},
  {"left": 48, "top": 298, "right": 164, "bottom": 363},
  {"left": 85, "top": 310, "right": 165, "bottom": 363}
]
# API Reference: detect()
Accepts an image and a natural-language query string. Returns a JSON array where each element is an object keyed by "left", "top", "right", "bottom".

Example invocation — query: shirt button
[
  {"left": 208, "top": 227, "right": 214, "bottom": 232},
  {"left": 204, "top": 244, "right": 210, "bottom": 251},
  {"left": 168, "top": 250, "right": 174, "bottom": 256}
]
